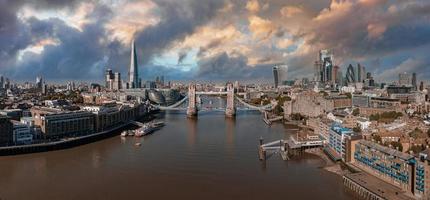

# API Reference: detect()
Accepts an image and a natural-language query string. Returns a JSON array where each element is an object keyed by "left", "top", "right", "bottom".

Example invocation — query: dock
[{"left": 258, "top": 137, "right": 323, "bottom": 161}]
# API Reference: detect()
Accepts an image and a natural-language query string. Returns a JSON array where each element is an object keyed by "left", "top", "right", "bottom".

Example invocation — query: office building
[
  {"left": 105, "top": 69, "right": 114, "bottom": 89},
  {"left": 273, "top": 66, "right": 279, "bottom": 88},
  {"left": 12, "top": 121, "right": 33, "bottom": 145},
  {"left": 31, "top": 107, "right": 95, "bottom": 139},
  {"left": 36, "top": 76, "right": 43, "bottom": 89},
  {"left": 346, "top": 64, "right": 356, "bottom": 85},
  {"left": 315, "top": 49, "right": 334, "bottom": 83},
  {"left": 353, "top": 140, "right": 415, "bottom": 193},
  {"left": 113, "top": 72, "right": 121, "bottom": 90},
  {"left": 273, "top": 65, "right": 288, "bottom": 88},
  {"left": 129, "top": 40, "right": 139, "bottom": 88},
  {"left": 328, "top": 123, "right": 361, "bottom": 162},
  {"left": 352, "top": 95, "right": 370, "bottom": 107},
  {"left": 399, "top": 72, "right": 411, "bottom": 86},
  {"left": 356, "top": 64, "right": 365, "bottom": 83},
  {"left": 412, "top": 72, "right": 417, "bottom": 90},
  {"left": 0, "top": 115, "right": 13, "bottom": 146}
]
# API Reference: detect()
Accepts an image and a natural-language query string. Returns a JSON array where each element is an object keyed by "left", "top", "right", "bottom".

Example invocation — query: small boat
[
  {"left": 121, "top": 131, "right": 128, "bottom": 137},
  {"left": 135, "top": 124, "right": 156, "bottom": 137},
  {"left": 152, "top": 121, "right": 165, "bottom": 128}
]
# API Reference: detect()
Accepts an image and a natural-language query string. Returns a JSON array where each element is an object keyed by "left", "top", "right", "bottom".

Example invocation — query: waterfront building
[
  {"left": 129, "top": 40, "right": 139, "bottom": 88},
  {"left": 12, "top": 121, "right": 33, "bottom": 145},
  {"left": 0, "top": 115, "right": 13, "bottom": 146},
  {"left": 415, "top": 150, "right": 430, "bottom": 198},
  {"left": 353, "top": 140, "right": 415, "bottom": 194},
  {"left": 307, "top": 117, "right": 332, "bottom": 141},
  {"left": 328, "top": 123, "right": 361, "bottom": 162},
  {"left": 31, "top": 107, "right": 95, "bottom": 139},
  {"left": 0, "top": 109, "right": 23, "bottom": 121},
  {"left": 82, "top": 104, "right": 138, "bottom": 132}
]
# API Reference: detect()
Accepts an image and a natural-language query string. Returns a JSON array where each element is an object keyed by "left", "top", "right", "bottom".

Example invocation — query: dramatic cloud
[{"left": 0, "top": 0, "right": 430, "bottom": 83}]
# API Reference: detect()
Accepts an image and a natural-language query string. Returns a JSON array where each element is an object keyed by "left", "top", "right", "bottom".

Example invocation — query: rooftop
[
  {"left": 331, "top": 123, "right": 354, "bottom": 135},
  {"left": 359, "top": 140, "right": 414, "bottom": 161}
]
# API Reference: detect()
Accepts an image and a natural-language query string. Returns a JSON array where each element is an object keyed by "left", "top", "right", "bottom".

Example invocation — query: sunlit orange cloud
[
  {"left": 105, "top": 0, "right": 160, "bottom": 45},
  {"left": 248, "top": 15, "right": 275, "bottom": 41}
]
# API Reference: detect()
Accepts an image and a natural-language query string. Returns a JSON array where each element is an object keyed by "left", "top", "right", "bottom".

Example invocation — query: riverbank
[
  {"left": 306, "top": 148, "right": 350, "bottom": 176},
  {"left": 0, "top": 114, "right": 157, "bottom": 156}
]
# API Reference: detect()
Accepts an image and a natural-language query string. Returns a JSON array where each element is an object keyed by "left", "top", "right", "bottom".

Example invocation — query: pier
[{"left": 258, "top": 136, "right": 323, "bottom": 161}]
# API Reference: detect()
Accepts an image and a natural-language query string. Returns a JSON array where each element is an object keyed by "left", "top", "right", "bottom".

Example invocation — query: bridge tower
[
  {"left": 187, "top": 83, "right": 198, "bottom": 117},
  {"left": 225, "top": 82, "right": 236, "bottom": 117}
]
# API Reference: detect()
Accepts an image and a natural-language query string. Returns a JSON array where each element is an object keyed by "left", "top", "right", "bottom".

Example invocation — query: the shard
[{"left": 128, "top": 40, "right": 139, "bottom": 88}]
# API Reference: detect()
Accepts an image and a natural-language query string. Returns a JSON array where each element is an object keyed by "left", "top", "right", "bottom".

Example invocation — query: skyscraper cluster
[
  {"left": 104, "top": 39, "right": 142, "bottom": 91},
  {"left": 314, "top": 49, "right": 336, "bottom": 84}
]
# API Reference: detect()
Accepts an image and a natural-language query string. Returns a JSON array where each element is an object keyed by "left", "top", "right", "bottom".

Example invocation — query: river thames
[{"left": 0, "top": 97, "right": 355, "bottom": 200}]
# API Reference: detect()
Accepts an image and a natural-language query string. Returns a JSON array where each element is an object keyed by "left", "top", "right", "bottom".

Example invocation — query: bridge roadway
[{"left": 152, "top": 93, "right": 272, "bottom": 111}]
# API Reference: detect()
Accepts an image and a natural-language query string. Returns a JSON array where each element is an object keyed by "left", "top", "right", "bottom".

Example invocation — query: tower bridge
[{"left": 152, "top": 82, "right": 272, "bottom": 117}]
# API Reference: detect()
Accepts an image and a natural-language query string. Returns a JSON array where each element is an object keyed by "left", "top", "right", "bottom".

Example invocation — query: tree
[
  {"left": 372, "top": 134, "right": 382, "bottom": 143},
  {"left": 353, "top": 126, "right": 362, "bottom": 133},
  {"left": 345, "top": 93, "right": 352, "bottom": 99},
  {"left": 409, "top": 145, "right": 425, "bottom": 154},
  {"left": 352, "top": 108, "right": 360, "bottom": 116},
  {"left": 273, "top": 104, "right": 283, "bottom": 116},
  {"left": 390, "top": 141, "right": 403, "bottom": 152}
]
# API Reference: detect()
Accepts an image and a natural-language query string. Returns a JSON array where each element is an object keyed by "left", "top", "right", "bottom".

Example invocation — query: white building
[
  {"left": 356, "top": 118, "right": 371, "bottom": 130},
  {"left": 341, "top": 86, "right": 356, "bottom": 93}
]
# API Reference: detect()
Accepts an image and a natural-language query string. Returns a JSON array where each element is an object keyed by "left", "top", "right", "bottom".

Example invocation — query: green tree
[
  {"left": 353, "top": 126, "right": 362, "bottom": 133},
  {"left": 352, "top": 108, "right": 360, "bottom": 116},
  {"left": 345, "top": 93, "right": 352, "bottom": 99},
  {"left": 390, "top": 141, "right": 403, "bottom": 152},
  {"left": 273, "top": 104, "right": 283, "bottom": 116},
  {"left": 372, "top": 134, "right": 382, "bottom": 143}
]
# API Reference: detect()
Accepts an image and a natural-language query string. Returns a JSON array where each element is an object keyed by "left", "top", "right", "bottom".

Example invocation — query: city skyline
[{"left": 0, "top": 0, "right": 430, "bottom": 82}]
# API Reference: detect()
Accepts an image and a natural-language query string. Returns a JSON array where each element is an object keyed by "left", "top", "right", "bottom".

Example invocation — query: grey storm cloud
[
  {"left": 1, "top": 0, "right": 430, "bottom": 82},
  {"left": 177, "top": 50, "right": 187, "bottom": 64},
  {"left": 1, "top": 0, "right": 226, "bottom": 81},
  {"left": 196, "top": 52, "right": 273, "bottom": 81},
  {"left": 134, "top": 0, "right": 225, "bottom": 65}
]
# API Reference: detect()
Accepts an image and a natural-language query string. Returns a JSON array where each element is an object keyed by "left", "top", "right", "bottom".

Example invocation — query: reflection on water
[{"left": 0, "top": 96, "right": 354, "bottom": 200}]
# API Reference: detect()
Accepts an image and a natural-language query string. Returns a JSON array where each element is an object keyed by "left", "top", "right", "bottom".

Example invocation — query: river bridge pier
[{"left": 258, "top": 138, "right": 323, "bottom": 161}]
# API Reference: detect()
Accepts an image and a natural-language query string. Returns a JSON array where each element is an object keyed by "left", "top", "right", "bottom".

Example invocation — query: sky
[{"left": 0, "top": 0, "right": 429, "bottom": 83}]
